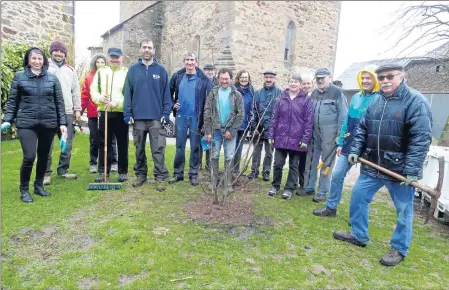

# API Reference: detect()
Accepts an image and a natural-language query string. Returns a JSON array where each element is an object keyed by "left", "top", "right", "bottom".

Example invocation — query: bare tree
[
  {"left": 200, "top": 95, "right": 278, "bottom": 206},
  {"left": 384, "top": 2, "right": 449, "bottom": 58},
  {"left": 385, "top": 1, "right": 449, "bottom": 146}
]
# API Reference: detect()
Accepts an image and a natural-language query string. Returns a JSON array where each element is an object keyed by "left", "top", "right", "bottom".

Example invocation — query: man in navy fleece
[{"left": 123, "top": 39, "right": 173, "bottom": 187}]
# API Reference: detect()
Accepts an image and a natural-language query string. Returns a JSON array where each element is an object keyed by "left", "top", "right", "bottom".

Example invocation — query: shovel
[{"left": 358, "top": 157, "right": 444, "bottom": 224}]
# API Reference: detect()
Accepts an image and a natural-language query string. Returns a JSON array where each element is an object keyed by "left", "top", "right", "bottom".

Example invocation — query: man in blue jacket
[
  {"left": 333, "top": 64, "right": 432, "bottom": 267},
  {"left": 168, "top": 52, "right": 212, "bottom": 186},
  {"left": 248, "top": 70, "right": 282, "bottom": 181},
  {"left": 123, "top": 39, "right": 173, "bottom": 187}
]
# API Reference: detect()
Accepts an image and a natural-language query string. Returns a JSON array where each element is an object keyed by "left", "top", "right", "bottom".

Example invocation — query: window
[
  {"left": 436, "top": 65, "right": 440, "bottom": 72},
  {"left": 284, "top": 21, "right": 296, "bottom": 61}
]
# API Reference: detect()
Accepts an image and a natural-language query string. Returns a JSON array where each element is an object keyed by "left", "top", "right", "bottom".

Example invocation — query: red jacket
[{"left": 81, "top": 70, "right": 99, "bottom": 118}]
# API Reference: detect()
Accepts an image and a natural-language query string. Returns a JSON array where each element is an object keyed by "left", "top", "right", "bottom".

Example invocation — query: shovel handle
[{"left": 358, "top": 157, "right": 439, "bottom": 197}]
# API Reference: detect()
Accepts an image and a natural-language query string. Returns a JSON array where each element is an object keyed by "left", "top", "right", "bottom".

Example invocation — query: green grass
[{"left": 2, "top": 133, "right": 449, "bottom": 289}]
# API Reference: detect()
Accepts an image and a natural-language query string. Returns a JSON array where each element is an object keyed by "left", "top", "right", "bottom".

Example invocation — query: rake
[{"left": 87, "top": 74, "right": 122, "bottom": 191}]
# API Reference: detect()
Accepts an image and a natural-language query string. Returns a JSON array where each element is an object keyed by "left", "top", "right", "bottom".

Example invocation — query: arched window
[{"left": 284, "top": 21, "right": 296, "bottom": 61}]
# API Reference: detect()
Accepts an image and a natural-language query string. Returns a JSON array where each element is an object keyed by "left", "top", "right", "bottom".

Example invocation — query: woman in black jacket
[{"left": 1, "top": 47, "right": 67, "bottom": 203}]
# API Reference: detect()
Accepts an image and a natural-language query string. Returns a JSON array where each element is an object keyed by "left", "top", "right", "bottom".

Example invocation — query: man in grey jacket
[
  {"left": 299, "top": 68, "right": 348, "bottom": 202},
  {"left": 44, "top": 41, "right": 81, "bottom": 185}
]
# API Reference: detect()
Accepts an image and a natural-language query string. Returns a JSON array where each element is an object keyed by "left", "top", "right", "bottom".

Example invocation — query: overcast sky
[{"left": 74, "top": 1, "right": 445, "bottom": 78}]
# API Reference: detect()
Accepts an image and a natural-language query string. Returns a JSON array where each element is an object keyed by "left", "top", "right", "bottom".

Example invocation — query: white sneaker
[
  {"left": 111, "top": 164, "right": 118, "bottom": 172},
  {"left": 43, "top": 176, "right": 51, "bottom": 185},
  {"left": 89, "top": 165, "right": 97, "bottom": 173}
]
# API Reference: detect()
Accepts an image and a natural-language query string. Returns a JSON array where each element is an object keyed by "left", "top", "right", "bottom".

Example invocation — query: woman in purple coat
[{"left": 268, "top": 74, "right": 313, "bottom": 200}]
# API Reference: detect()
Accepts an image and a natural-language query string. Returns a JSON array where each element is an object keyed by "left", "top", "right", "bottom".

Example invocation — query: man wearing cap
[
  {"left": 203, "top": 64, "right": 219, "bottom": 88},
  {"left": 124, "top": 39, "right": 172, "bottom": 187},
  {"left": 44, "top": 40, "right": 81, "bottom": 185},
  {"left": 248, "top": 70, "right": 282, "bottom": 181},
  {"left": 299, "top": 68, "right": 348, "bottom": 202},
  {"left": 333, "top": 64, "right": 432, "bottom": 267},
  {"left": 91, "top": 47, "right": 129, "bottom": 183},
  {"left": 313, "top": 65, "right": 380, "bottom": 217},
  {"left": 168, "top": 52, "right": 212, "bottom": 186}
]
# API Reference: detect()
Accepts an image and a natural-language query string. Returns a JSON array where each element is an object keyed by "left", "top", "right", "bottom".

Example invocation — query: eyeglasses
[
  {"left": 377, "top": 73, "right": 401, "bottom": 81},
  {"left": 239, "top": 77, "right": 249, "bottom": 79}
]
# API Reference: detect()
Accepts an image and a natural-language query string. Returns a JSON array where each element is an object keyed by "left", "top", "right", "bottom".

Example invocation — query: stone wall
[
  {"left": 1, "top": 1, "right": 75, "bottom": 55},
  {"left": 405, "top": 60, "right": 449, "bottom": 94},
  {"left": 160, "top": 1, "right": 236, "bottom": 76},
  {"left": 120, "top": 1, "right": 157, "bottom": 22},
  {"left": 232, "top": 1, "right": 341, "bottom": 87}
]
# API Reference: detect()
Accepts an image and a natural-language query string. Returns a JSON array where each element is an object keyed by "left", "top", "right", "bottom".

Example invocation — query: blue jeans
[
  {"left": 350, "top": 173, "right": 415, "bottom": 256},
  {"left": 326, "top": 154, "right": 353, "bottom": 209},
  {"left": 232, "top": 130, "right": 246, "bottom": 173},
  {"left": 211, "top": 129, "right": 237, "bottom": 161},
  {"left": 173, "top": 115, "right": 201, "bottom": 178}
]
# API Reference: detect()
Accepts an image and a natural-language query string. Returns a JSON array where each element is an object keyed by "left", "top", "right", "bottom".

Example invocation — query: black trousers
[
  {"left": 98, "top": 111, "right": 129, "bottom": 174},
  {"left": 88, "top": 117, "right": 118, "bottom": 166},
  {"left": 298, "top": 151, "right": 307, "bottom": 187},
  {"left": 272, "top": 148, "right": 301, "bottom": 191},
  {"left": 18, "top": 126, "right": 56, "bottom": 187}
]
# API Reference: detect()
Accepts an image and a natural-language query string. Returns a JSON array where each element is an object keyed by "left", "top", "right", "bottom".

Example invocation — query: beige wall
[
  {"left": 1, "top": 1, "right": 75, "bottom": 54},
  {"left": 120, "top": 1, "right": 157, "bottom": 22},
  {"left": 232, "top": 1, "right": 341, "bottom": 88},
  {"left": 160, "top": 1, "right": 236, "bottom": 76},
  {"left": 406, "top": 61, "right": 449, "bottom": 94}
]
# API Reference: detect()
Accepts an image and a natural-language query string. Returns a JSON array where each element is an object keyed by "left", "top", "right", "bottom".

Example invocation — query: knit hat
[{"left": 50, "top": 41, "right": 68, "bottom": 56}]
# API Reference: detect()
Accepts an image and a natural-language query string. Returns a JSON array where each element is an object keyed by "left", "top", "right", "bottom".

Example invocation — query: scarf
[{"left": 235, "top": 83, "right": 249, "bottom": 95}]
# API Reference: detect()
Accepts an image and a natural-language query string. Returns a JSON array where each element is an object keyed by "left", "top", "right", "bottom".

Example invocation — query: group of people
[{"left": 1, "top": 38, "right": 433, "bottom": 267}]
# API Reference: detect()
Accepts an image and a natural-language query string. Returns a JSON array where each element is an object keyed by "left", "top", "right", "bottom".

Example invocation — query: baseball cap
[
  {"left": 315, "top": 68, "right": 331, "bottom": 78},
  {"left": 107, "top": 47, "right": 123, "bottom": 57}
]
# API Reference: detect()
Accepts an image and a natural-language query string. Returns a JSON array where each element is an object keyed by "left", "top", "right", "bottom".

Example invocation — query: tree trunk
[{"left": 437, "top": 115, "right": 449, "bottom": 147}]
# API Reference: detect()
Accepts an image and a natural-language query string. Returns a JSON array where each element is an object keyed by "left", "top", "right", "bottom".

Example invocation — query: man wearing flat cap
[
  {"left": 91, "top": 47, "right": 130, "bottom": 183},
  {"left": 333, "top": 63, "right": 432, "bottom": 267},
  {"left": 203, "top": 64, "right": 219, "bottom": 88},
  {"left": 300, "top": 68, "right": 348, "bottom": 202},
  {"left": 248, "top": 70, "right": 282, "bottom": 181},
  {"left": 44, "top": 40, "right": 81, "bottom": 185}
]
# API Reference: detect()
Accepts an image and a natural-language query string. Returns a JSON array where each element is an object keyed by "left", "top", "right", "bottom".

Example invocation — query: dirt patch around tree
[{"left": 184, "top": 174, "right": 269, "bottom": 225}]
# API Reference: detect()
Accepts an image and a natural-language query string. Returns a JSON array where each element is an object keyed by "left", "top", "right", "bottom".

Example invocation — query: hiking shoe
[
  {"left": 268, "top": 187, "right": 279, "bottom": 197},
  {"left": 190, "top": 176, "right": 199, "bottom": 186},
  {"left": 247, "top": 172, "right": 258, "bottom": 180},
  {"left": 313, "top": 206, "right": 337, "bottom": 217},
  {"left": 95, "top": 173, "right": 109, "bottom": 183},
  {"left": 118, "top": 174, "right": 128, "bottom": 182},
  {"left": 89, "top": 165, "right": 97, "bottom": 174},
  {"left": 312, "top": 193, "right": 327, "bottom": 203},
  {"left": 262, "top": 172, "right": 270, "bottom": 182},
  {"left": 20, "top": 187, "right": 34, "bottom": 203},
  {"left": 59, "top": 172, "right": 77, "bottom": 179},
  {"left": 168, "top": 175, "right": 184, "bottom": 184},
  {"left": 132, "top": 177, "right": 147, "bottom": 187},
  {"left": 296, "top": 187, "right": 314, "bottom": 196},
  {"left": 380, "top": 248, "right": 405, "bottom": 267},
  {"left": 111, "top": 163, "right": 118, "bottom": 172},
  {"left": 333, "top": 231, "right": 366, "bottom": 247},
  {"left": 43, "top": 176, "right": 51, "bottom": 185},
  {"left": 281, "top": 190, "right": 293, "bottom": 200}
]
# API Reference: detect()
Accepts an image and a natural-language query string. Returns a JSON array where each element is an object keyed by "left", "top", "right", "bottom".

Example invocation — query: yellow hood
[{"left": 357, "top": 64, "right": 380, "bottom": 92}]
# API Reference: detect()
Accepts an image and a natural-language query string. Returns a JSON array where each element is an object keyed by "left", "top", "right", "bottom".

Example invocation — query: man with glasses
[
  {"left": 168, "top": 52, "right": 212, "bottom": 186},
  {"left": 248, "top": 70, "right": 282, "bottom": 181},
  {"left": 333, "top": 63, "right": 432, "bottom": 267},
  {"left": 299, "top": 68, "right": 348, "bottom": 202}
]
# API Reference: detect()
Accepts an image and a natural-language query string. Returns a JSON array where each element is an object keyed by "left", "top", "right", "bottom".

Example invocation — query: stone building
[
  {"left": 1, "top": 1, "right": 75, "bottom": 56},
  {"left": 101, "top": 1, "right": 341, "bottom": 86}
]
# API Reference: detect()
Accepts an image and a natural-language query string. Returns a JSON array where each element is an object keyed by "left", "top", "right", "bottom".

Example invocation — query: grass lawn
[{"left": 2, "top": 133, "right": 449, "bottom": 289}]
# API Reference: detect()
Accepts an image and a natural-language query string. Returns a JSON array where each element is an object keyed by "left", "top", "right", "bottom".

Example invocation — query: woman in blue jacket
[{"left": 232, "top": 70, "right": 255, "bottom": 174}]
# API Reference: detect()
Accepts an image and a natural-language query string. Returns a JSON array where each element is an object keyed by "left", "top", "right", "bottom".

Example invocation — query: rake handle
[
  {"left": 358, "top": 157, "right": 439, "bottom": 197},
  {"left": 104, "top": 75, "right": 109, "bottom": 184}
]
